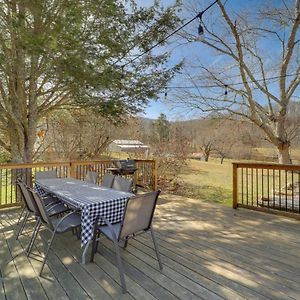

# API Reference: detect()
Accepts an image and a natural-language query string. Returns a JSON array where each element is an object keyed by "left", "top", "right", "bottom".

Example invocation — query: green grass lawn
[
  {"left": 0, "top": 184, "right": 16, "bottom": 205},
  {"left": 176, "top": 158, "right": 233, "bottom": 206}
]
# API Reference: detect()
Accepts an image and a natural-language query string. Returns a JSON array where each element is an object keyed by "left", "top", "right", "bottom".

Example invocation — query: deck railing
[
  {"left": 0, "top": 159, "right": 157, "bottom": 208},
  {"left": 233, "top": 162, "right": 300, "bottom": 219}
]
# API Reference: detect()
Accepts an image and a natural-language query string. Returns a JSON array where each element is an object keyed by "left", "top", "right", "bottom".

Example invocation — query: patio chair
[
  {"left": 28, "top": 188, "right": 81, "bottom": 276},
  {"left": 16, "top": 180, "right": 69, "bottom": 255},
  {"left": 101, "top": 173, "right": 115, "bottom": 188},
  {"left": 90, "top": 190, "right": 162, "bottom": 293},
  {"left": 112, "top": 176, "right": 133, "bottom": 193},
  {"left": 85, "top": 171, "right": 99, "bottom": 185},
  {"left": 35, "top": 170, "right": 57, "bottom": 180}
]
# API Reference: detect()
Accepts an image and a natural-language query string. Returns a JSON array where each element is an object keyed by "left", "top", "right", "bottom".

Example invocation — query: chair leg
[
  {"left": 26, "top": 219, "right": 41, "bottom": 256},
  {"left": 40, "top": 231, "right": 56, "bottom": 276},
  {"left": 90, "top": 235, "right": 96, "bottom": 263},
  {"left": 75, "top": 227, "right": 81, "bottom": 240},
  {"left": 118, "top": 239, "right": 128, "bottom": 249},
  {"left": 17, "top": 206, "right": 26, "bottom": 225},
  {"left": 113, "top": 239, "right": 127, "bottom": 293},
  {"left": 150, "top": 226, "right": 163, "bottom": 270},
  {"left": 16, "top": 211, "right": 29, "bottom": 240},
  {"left": 90, "top": 231, "right": 100, "bottom": 262}
]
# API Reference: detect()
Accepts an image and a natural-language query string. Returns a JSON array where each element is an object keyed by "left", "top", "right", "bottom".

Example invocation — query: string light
[
  {"left": 120, "top": 0, "right": 219, "bottom": 69},
  {"left": 198, "top": 14, "right": 204, "bottom": 37},
  {"left": 224, "top": 85, "right": 228, "bottom": 96}
]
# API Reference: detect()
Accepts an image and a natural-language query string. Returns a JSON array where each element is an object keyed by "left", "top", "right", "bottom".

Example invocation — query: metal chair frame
[
  {"left": 16, "top": 180, "right": 69, "bottom": 256},
  {"left": 90, "top": 190, "right": 162, "bottom": 293},
  {"left": 28, "top": 188, "right": 81, "bottom": 276},
  {"left": 111, "top": 176, "right": 133, "bottom": 193},
  {"left": 101, "top": 173, "right": 115, "bottom": 188},
  {"left": 85, "top": 171, "right": 100, "bottom": 185}
]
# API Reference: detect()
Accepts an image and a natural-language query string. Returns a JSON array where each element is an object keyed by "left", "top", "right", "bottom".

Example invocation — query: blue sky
[
  {"left": 138, "top": 0, "right": 298, "bottom": 120},
  {"left": 139, "top": 0, "right": 232, "bottom": 120}
]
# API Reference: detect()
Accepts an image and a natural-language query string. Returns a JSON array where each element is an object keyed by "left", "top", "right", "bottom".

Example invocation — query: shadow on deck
[{"left": 0, "top": 194, "right": 300, "bottom": 300}]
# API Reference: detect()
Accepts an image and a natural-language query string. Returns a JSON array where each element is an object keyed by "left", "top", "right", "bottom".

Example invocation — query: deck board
[{"left": 0, "top": 194, "right": 300, "bottom": 300}]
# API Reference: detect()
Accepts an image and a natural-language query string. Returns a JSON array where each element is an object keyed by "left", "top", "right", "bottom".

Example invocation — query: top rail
[
  {"left": 232, "top": 162, "right": 300, "bottom": 220},
  {"left": 0, "top": 159, "right": 157, "bottom": 208},
  {"left": 0, "top": 162, "right": 71, "bottom": 170},
  {"left": 233, "top": 162, "right": 300, "bottom": 170}
]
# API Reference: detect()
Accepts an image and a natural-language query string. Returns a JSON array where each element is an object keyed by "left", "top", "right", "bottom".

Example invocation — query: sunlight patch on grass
[{"left": 177, "top": 158, "right": 232, "bottom": 206}]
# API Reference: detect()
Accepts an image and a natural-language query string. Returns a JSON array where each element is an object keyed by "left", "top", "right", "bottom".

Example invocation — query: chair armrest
[
  {"left": 46, "top": 202, "right": 65, "bottom": 211},
  {"left": 53, "top": 211, "right": 81, "bottom": 232},
  {"left": 44, "top": 196, "right": 60, "bottom": 208},
  {"left": 93, "top": 216, "right": 118, "bottom": 241}
]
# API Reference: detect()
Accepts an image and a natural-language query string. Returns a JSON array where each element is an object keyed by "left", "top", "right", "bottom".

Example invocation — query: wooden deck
[{"left": 1, "top": 194, "right": 300, "bottom": 300}]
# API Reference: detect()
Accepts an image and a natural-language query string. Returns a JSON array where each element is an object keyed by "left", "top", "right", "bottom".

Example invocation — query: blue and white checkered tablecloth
[{"left": 35, "top": 178, "right": 133, "bottom": 247}]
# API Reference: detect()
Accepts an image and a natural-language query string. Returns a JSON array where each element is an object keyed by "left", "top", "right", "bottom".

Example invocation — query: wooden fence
[
  {"left": 233, "top": 162, "right": 300, "bottom": 219},
  {"left": 0, "top": 159, "right": 157, "bottom": 208}
]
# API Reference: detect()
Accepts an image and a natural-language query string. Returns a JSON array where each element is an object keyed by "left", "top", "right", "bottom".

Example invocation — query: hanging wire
[
  {"left": 120, "top": 0, "right": 219, "bottom": 69},
  {"left": 165, "top": 72, "right": 300, "bottom": 89}
]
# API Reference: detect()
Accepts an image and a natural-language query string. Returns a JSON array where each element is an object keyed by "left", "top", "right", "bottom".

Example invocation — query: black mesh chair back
[
  {"left": 15, "top": 180, "right": 41, "bottom": 241},
  {"left": 26, "top": 189, "right": 81, "bottom": 276},
  {"left": 85, "top": 171, "right": 99, "bottom": 184},
  {"left": 90, "top": 190, "right": 162, "bottom": 293},
  {"left": 119, "top": 191, "right": 160, "bottom": 240},
  {"left": 101, "top": 173, "right": 115, "bottom": 188},
  {"left": 28, "top": 189, "right": 55, "bottom": 231},
  {"left": 17, "top": 180, "right": 38, "bottom": 214},
  {"left": 112, "top": 176, "right": 133, "bottom": 193},
  {"left": 35, "top": 170, "right": 57, "bottom": 180}
]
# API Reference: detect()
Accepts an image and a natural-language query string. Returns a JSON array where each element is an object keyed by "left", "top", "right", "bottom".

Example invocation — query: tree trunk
[
  {"left": 277, "top": 142, "right": 291, "bottom": 164},
  {"left": 8, "top": 122, "right": 35, "bottom": 163},
  {"left": 204, "top": 153, "right": 209, "bottom": 161}
]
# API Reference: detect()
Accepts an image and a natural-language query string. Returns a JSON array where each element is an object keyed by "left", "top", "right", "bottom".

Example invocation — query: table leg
[{"left": 81, "top": 240, "right": 91, "bottom": 264}]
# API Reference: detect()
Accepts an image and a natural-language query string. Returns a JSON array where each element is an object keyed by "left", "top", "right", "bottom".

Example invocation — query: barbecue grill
[{"left": 107, "top": 159, "right": 137, "bottom": 176}]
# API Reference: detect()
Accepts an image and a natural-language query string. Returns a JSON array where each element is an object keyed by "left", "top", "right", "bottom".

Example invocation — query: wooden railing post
[
  {"left": 69, "top": 162, "right": 76, "bottom": 178},
  {"left": 233, "top": 163, "right": 238, "bottom": 209},
  {"left": 153, "top": 159, "right": 158, "bottom": 191}
]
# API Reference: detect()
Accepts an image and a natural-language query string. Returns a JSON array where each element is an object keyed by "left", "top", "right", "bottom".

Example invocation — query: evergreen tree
[{"left": 0, "top": 0, "right": 181, "bottom": 162}]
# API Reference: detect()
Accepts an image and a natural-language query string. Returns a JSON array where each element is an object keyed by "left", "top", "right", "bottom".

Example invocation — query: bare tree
[
  {"left": 41, "top": 109, "right": 113, "bottom": 161},
  {"left": 175, "top": 0, "right": 300, "bottom": 164},
  {"left": 151, "top": 124, "right": 190, "bottom": 190}
]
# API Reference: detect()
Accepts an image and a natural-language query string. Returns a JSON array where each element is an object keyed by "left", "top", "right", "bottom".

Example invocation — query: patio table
[{"left": 35, "top": 177, "right": 133, "bottom": 262}]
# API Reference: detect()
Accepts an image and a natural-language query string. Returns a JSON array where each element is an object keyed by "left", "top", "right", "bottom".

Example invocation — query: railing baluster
[
  {"left": 246, "top": 168, "right": 248, "bottom": 205},
  {"left": 5, "top": 169, "right": 8, "bottom": 205},
  {"left": 279, "top": 169, "right": 281, "bottom": 209},
  {"left": 262, "top": 168, "right": 264, "bottom": 205},
  {"left": 273, "top": 169, "right": 275, "bottom": 209},
  {"left": 298, "top": 171, "right": 300, "bottom": 213},
  {"left": 241, "top": 168, "right": 244, "bottom": 205},
  {"left": 251, "top": 168, "right": 254, "bottom": 206},
  {"left": 0, "top": 169, "right": 2, "bottom": 205},
  {"left": 292, "top": 171, "right": 294, "bottom": 212},
  {"left": 10, "top": 170, "right": 14, "bottom": 203},
  {"left": 267, "top": 169, "right": 270, "bottom": 206},
  {"left": 285, "top": 170, "right": 288, "bottom": 211}
]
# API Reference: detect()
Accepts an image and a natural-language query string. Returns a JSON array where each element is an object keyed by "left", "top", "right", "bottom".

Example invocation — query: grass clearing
[{"left": 176, "top": 158, "right": 233, "bottom": 206}]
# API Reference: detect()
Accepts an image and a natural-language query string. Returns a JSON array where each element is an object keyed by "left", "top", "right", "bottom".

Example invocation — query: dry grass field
[{"left": 177, "top": 158, "right": 233, "bottom": 206}]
